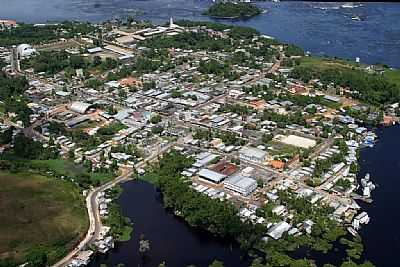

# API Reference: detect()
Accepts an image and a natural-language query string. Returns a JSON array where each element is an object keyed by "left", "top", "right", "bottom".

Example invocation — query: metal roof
[
  {"left": 69, "top": 101, "right": 93, "bottom": 114},
  {"left": 224, "top": 174, "right": 256, "bottom": 190},
  {"left": 198, "top": 168, "right": 226, "bottom": 183}
]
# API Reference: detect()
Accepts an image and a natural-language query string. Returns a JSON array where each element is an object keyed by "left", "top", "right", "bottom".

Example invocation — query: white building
[
  {"left": 223, "top": 174, "right": 257, "bottom": 196},
  {"left": 239, "top": 146, "right": 267, "bottom": 163},
  {"left": 352, "top": 212, "right": 370, "bottom": 230},
  {"left": 17, "top": 44, "right": 36, "bottom": 58},
  {"left": 267, "top": 221, "right": 291, "bottom": 240}
]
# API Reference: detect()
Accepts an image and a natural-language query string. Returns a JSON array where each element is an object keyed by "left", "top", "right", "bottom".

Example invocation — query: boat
[
  {"left": 342, "top": 3, "right": 363, "bottom": 9},
  {"left": 351, "top": 16, "right": 361, "bottom": 21},
  {"left": 363, "top": 187, "right": 371, "bottom": 198},
  {"left": 347, "top": 227, "right": 359, "bottom": 237}
]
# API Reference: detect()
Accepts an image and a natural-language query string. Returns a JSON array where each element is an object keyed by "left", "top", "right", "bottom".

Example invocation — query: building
[
  {"left": 0, "top": 19, "right": 17, "bottom": 28},
  {"left": 65, "top": 115, "right": 90, "bottom": 128},
  {"left": 223, "top": 174, "right": 257, "bottom": 196},
  {"left": 210, "top": 162, "right": 238, "bottom": 176},
  {"left": 198, "top": 168, "right": 227, "bottom": 184},
  {"left": 352, "top": 212, "right": 370, "bottom": 230},
  {"left": 17, "top": 44, "right": 36, "bottom": 58},
  {"left": 267, "top": 221, "right": 291, "bottom": 240},
  {"left": 87, "top": 47, "right": 102, "bottom": 54},
  {"left": 69, "top": 101, "right": 93, "bottom": 114},
  {"left": 68, "top": 250, "right": 93, "bottom": 267},
  {"left": 118, "top": 77, "right": 142, "bottom": 88},
  {"left": 323, "top": 95, "right": 341, "bottom": 103},
  {"left": 239, "top": 146, "right": 267, "bottom": 163},
  {"left": 269, "top": 160, "right": 285, "bottom": 170}
]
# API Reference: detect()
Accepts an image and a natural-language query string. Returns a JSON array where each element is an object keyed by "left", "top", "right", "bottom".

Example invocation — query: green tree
[
  {"left": 25, "top": 248, "right": 47, "bottom": 267},
  {"left": 209, "top": 260, "right": 224, "bottom": 267}
]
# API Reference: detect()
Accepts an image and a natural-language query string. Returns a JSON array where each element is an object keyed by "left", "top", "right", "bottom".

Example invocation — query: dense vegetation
[
  {"left": 0, "top": 71, "right": 32, "bottom": 125},
  {"left": 22, "top": 51, "right": 119, "bottom": 76},
  {"left": 204, "top": 2, "right": 262, "bottom": 19},
  {"left": 104, "top": 187, "right": 133, "bottom": 242},
  {"left": 0, "top": 22, "right": 95, "bottom": 46},
  {"left": 291, "top": 58, "right": 400, "bottom": 106}
]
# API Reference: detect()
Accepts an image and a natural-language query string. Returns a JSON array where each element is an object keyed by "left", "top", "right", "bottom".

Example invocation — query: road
[{"left": 51, "top": 140, "right": 179, "bottom": 267}]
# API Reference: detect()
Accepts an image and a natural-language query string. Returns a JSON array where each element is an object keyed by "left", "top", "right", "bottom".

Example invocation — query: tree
[
  {"left": 68, "top": 149, "right": 75, "bottom": 159},
  {"left": 209, "top": 260, "right": 224, "bottom": 267},
  {"left": 150, "top": 114, "right": 162, "bottom": 124},
  {"left": 25, "top": 248, "right": 47, "bottom": 267},
  {"left": 0, "top": 127, "right": 14, "bottom": 144},
  {"left": 262, "top": 133, "right": 273, "bottom": 144},
  {"left": 92, "top": 56, "right": 102, "bottom": 67}
]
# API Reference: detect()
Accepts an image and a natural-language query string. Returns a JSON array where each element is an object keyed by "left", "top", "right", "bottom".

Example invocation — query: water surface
[
  {"left": 0, "top": 1, "right": 399, "bottom": 67},
  {"left": 89, "top": 180, "right": 250, "bottom": 267}
]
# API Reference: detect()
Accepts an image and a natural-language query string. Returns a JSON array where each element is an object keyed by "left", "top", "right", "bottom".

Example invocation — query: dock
[{"left": 351, "top": 193, "right": 373, "bottom": 203}]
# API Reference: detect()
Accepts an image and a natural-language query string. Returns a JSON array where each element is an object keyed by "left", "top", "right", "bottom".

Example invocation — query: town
[{"left": 0, "top": 17, "right": 399, "bottom": 267}]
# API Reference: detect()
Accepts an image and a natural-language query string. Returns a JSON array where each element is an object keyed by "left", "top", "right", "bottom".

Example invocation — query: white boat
[
  {"left": 363, "top": 187, "right": 371, "bottom": 198},
  {"left": 342, "top": 3, "right": 363, "bottom": 9},
  {"left": 351, "top": 16, "right": 361, "bottom": 21},
  {"left": 347, "top": 227, "right": 359, "bottom": 237}
]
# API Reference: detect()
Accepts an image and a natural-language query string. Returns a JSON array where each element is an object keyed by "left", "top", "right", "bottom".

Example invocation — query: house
[
  {"left": 118, "top": 77, "right": 142, "bottom": 88},
  {"left": 249, "top": 99, "right": 266, "bottom": 110},
  {"left": 270, "top": 160, "right": 285, "bottom": 170}
]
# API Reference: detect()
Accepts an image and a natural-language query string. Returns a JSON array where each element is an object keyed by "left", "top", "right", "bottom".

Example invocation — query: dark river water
[
  {"left": 355, "top": 125, "right": 400, "bottom": 267},
  {"left": 0, "top": 1, "right": 400, "bottom": 68},
  {"left": 89, "top": 180, "right": 250, "bottom": 267},
  {"left": 88, "top": 126, "right": 400, "bottom": 267}
]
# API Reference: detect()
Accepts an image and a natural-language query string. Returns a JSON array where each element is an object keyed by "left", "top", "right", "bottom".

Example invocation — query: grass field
[
  {"left": 298, "top": 56, "right": 357, "bottom": 71},
  {"left": 267, "top": 140, "right": 299, "bottom": 159},
  {"left": 31, "top": 159, "right": 115, "bottom": 184},
  {"left": 0, "top": 172, "right": 88, "bottom": 263},
  {"left": 383, "top": 69, "right": 400, "bottom": 86}
]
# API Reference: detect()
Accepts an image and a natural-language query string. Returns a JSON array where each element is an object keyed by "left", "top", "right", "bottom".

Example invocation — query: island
[{"left": 203, "top": 2, "right": 262, "bottom": 19}]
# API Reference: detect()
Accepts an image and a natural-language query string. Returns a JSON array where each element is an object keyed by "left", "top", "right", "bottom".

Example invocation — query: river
[
  {"left": 0, "top": 1, "right": 399, "bottom": 68},
  {"left": 89, "top": 180, "right": 251, "bottom": 267}
]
